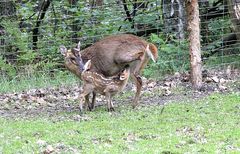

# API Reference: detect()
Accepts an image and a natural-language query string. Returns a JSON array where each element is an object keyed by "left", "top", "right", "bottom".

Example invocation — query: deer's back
[{"left": 81, "top": 34, "right": 148, "bottom": 76}]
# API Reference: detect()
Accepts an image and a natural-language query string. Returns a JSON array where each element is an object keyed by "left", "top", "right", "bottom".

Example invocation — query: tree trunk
[
  {"left": 227, "top": 0, "right": 240, "bottom": 40},
  {"left": 185, "top": 0, "right": 202, "bottom": 89},
  {"left": 162, "top": 0, "right": 186, "bottom": 39},
  {"left": 32, "top": 0, "right": 51, "bottom": 50},
  {"left": 176, "top": 0, "right": 185, "bottom": 39},
  {"left": 67, "top": 0, "right": 80, "bottom": 43},
  {"left": 90, "top": 0, "right": 104, "bottom": 8},
  {"left": 68, "top": 0, "right": 78, "bottom": 5}
]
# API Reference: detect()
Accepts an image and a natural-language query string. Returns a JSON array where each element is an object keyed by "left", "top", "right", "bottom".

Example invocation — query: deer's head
[{"left": 59, "top": 42, "right": 85, "bottom": 75}]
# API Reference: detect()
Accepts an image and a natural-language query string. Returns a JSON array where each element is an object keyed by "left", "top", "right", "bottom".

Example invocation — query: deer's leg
[{"left": 131, "top": 73, "right": 142, "bottom": 108}]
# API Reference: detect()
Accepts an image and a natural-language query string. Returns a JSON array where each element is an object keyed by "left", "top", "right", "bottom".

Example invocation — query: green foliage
[
  {"left": 0, "top": 20, "right": 29, "bottom": 52},
  {"left": 0, "top": 0, "right": 238, "bottom": 82},
  {"left": 0, "top": 20, "right": 35, "bottom": 77},
  {"left": 0, "top": 56, "right": 16, "bottom": 77},
  {"left": 0, "top": 0, "right": 162, "bottom": 80},
  {"left": 201, "top": 17, "right": 233, "bottom": 57},
  {"left": 207, "top": 17, "right": 232, "bottom": 43},
  {"left": 144, "top": 34, "right": 189, "bottom": 78},
  {"left": 204, "top": 53, "right": 240, "bottom": 68}
]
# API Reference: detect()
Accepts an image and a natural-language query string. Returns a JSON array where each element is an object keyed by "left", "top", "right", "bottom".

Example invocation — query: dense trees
[{"left": 0, "top": 0, "right": 239, "bottom": 80}]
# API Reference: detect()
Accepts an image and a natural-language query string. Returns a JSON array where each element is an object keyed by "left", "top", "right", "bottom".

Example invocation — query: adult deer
[{"left": 60, "top": 34, "right": 158, "bottom": 109}]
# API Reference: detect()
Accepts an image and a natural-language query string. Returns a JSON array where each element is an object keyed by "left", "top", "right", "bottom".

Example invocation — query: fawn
[{"left": 79, "top": 60, "right": 130, "bottom": 112}]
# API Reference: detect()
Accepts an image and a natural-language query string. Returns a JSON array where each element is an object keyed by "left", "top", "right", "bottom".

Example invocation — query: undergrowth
[{"left": 0, "top": 71, "right": 79, "bottom": 93}]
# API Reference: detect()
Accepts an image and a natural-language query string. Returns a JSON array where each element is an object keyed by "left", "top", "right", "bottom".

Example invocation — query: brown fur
[
  {"left": 60, "top": 34, "right": 158, "bottom": 109},
  {"left": 79, "top": 60, "right": 130, "bottom": 111}
]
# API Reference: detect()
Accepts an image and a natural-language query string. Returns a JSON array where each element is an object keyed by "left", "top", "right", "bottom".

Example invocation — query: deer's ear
[
  {"left": 83, "top": 60, "right": 91, "bottom": 71},
  {"left": 73, "top": 41, "right": 81, "bottom": 53},
  {"left": 59, "top": 45, "right": 67, "bottom": 56},
  {"left": 76, "top": 41, "right": 81, "bottom": 51}
]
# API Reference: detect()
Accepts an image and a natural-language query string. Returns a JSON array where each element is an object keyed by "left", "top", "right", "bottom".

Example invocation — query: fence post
[{"left": 186, "top": 0, "right": 202, "bottom": 89}]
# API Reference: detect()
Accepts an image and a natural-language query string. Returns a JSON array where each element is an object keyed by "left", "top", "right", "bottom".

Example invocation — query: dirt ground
[{"left": 0, "top": 67, "right": 239, "bottom": 119}]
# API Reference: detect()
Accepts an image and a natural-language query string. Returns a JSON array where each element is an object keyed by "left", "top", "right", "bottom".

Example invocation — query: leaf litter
[{"left": 0, "top": 67, "right": 239, "bottom": 119}]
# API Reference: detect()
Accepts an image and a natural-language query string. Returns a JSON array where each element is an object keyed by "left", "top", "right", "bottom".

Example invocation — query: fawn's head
[
  {"left": 83, "top": 60, "right": 129, "bottom": 81},
  {"left": 119, "top": 65, "right": 130, "bottom": 81},
  {"left": 59, "top": 42, "right": 85, "bottom": 73}
]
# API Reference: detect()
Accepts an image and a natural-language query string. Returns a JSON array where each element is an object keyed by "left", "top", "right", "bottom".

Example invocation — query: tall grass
[{"left": 0, "top": 71, "right": 80, "bottom": 93}]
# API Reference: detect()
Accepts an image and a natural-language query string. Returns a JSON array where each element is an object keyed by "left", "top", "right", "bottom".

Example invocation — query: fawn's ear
[
  {"left": 83, "top": 60, "right": 91, "bottom": 71},
  {"left": 59, "top": 45, "right": 67, "bottom": 56}
]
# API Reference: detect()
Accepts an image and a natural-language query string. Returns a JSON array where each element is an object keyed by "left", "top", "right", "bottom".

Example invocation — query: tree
[
  {"left": 162, "top": 0, "right": 186, "bottom": 39},
  {"left": 120, "top": 0, "right": 160, "bottom": 36},
  {"left": 227, "top": 0, "right": 240, "bottom": 40},
  {"left": 185, "top": 0, "right": 202, "bottom": 89},
  {"left": 32, "top": 0, "right": 51, "bottom": 50}
]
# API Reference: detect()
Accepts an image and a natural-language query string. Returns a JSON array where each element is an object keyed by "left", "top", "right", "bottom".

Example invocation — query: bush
[{"left": 143, "top": 34, "right": 189, "bottom": 78}]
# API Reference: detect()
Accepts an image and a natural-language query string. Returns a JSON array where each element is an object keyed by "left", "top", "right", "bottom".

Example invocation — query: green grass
[
  {"left": 0, "top": 71, "right": 79, "bottom": 93},
  {"left": 0, "top": 93, "right": 239, "bottom": 153}
]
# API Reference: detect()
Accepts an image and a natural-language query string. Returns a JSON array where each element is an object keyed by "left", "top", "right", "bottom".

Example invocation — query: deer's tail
[{"left": 146, "top": 43, "right": 158, "bottom": 63}]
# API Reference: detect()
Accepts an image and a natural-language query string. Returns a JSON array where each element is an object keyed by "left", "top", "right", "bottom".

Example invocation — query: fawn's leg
[
  {"left": 90, "top": 92, "right": 96, "bottom": 110},
  {"left": 79, "top": 93, "right": 86, "bottom": 113},
  {"left": 85, "top": 94, "right": 93, "bottom": 111},
  {"left": 105, "top": 93, "right": 114, "bottom": 112},
  {"left": 79, "top": 88, "right": 92, "bottom": 113},
  {"left": 109, "top": 96, "right": 115, "bottom": 111}
]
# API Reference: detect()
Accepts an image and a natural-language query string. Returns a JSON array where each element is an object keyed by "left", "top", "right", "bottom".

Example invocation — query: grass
[
  {"left": 0, "top": 71, "right": 79, "bottom": 93},
  {"left": 0, "top": 93, "right": 239, "bottom": 153}
]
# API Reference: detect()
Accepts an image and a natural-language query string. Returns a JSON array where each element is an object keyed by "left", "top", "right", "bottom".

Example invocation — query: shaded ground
[{"left": 0, "top": 67, "right": 239, "bottom": 119}]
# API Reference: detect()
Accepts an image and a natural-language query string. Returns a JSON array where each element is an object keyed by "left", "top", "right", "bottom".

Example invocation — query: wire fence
[{"left": 0, "top": 0, "right": 239, "bottom": 91}]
